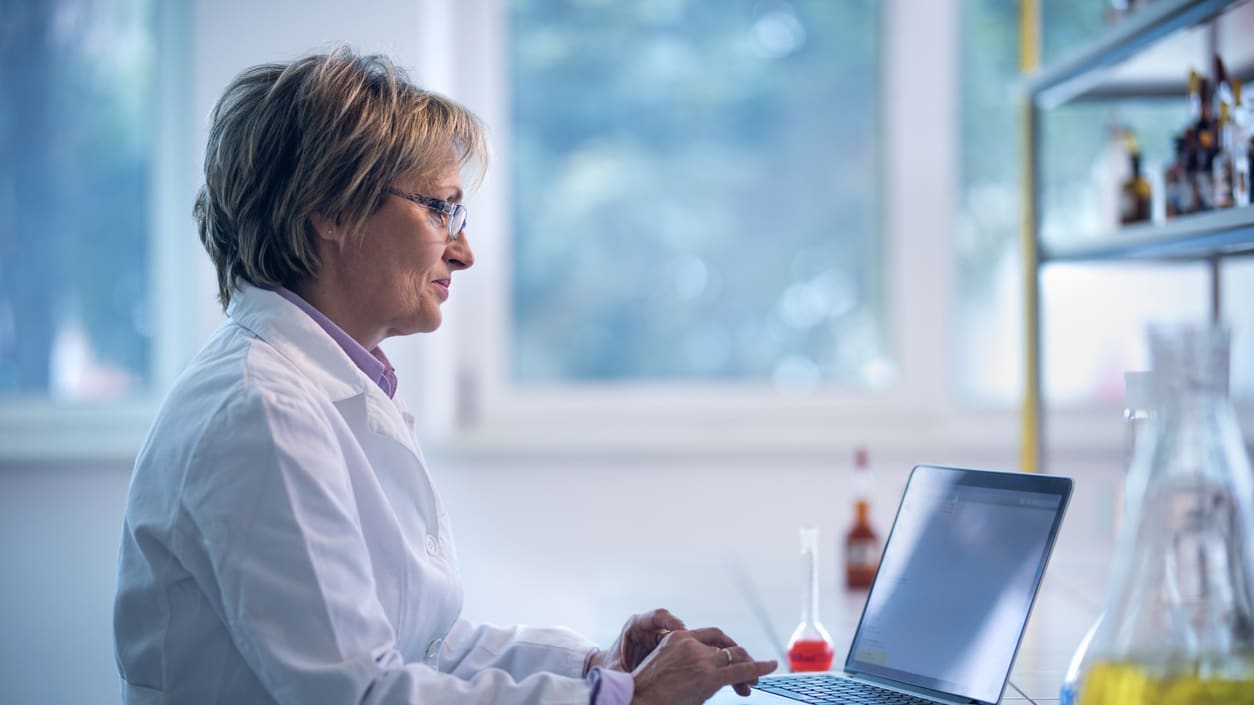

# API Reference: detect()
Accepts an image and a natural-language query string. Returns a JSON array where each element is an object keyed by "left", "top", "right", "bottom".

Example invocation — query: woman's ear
[{"left": 309, "top": 212, "right": 342, "bottom": 242}]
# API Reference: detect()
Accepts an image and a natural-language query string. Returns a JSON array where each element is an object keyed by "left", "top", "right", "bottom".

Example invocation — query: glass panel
[
  {"left": 507, "top": 0, "right": 885, "bottom": 388},
  {"left": 955, "top": 0, "right": 1021, "bottom": 405},
  {"left": 1040, "top": 1, "right": 1105, "bottom": 65},
  {"left": 0, "top": 0, "right": 157, "bottom": 401}
]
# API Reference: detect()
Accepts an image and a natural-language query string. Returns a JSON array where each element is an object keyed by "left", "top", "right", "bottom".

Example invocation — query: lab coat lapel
[
  {"left": 340, "top": 390, "right": 442, "bottom": 539},
  {"left": 226, "top": 285, "right": 364, "bottom": 403},
  {"left": 227, "top": 285, "right": 441, "bottom": 538}
]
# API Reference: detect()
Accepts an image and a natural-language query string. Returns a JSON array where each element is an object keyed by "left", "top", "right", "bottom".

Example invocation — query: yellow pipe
[{"left": 1019, "top": 0, "right": 1041, "bottom": 473}]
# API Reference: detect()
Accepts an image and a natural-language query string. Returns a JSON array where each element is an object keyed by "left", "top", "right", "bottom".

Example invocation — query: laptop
[{"left": 711, "top": 464, "right": 1072, "bottom": 705}]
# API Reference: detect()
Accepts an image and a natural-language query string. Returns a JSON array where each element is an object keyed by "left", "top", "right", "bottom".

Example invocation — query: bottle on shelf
[
  {"left": 1194, "top": 77, "right": 1218, "bottom": 212},
  {"left": 1070, "top": 324, "right": 1254, "bottom": 704},
  {"left": 787, "top": 526, "right": 835, "bottom": 672},
  {"left": 1212, "top": 54, "right": 1232, "bottom": 118},
  {"left": 1247, "top": 133, "right": 1254, "bottom": 206},
  {"left": 1232, "top": 78, "right": 1249, "bottom": 207},
  {"left": 1180, "top": 128, "right": 1202, "bottom": 215},
  {"left": 1119, "top": 135, "right": 1152, "bottom": 225},
  {"left": 1163, "top": 134, "right": 1187, "bottom": 219},
  {"left": 1197, "top": 74, "right": 1215, "bottom": 138},
  {"left": 1213, "top": 101, "right": 1237, "bottom": 209},
  {"left": 1093, "top": 120, "right": 1133, "bottom": 231},
  {"left": 843, "top": 447, "right": 880, "bottom": 590},
  {"left": 1175, "top": 70, "right": 1205, "bottom": 217},
  {"left": 1195, "top": 130, "right": 1217, "bottom": 213},
  {"left": 1187, "top": 69, "right": 1202, "bottom": 128}
]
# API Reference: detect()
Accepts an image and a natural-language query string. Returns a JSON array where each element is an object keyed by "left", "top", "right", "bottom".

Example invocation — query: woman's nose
[{"left": 446, "top": 231, "right": 474, "bottom": 270}]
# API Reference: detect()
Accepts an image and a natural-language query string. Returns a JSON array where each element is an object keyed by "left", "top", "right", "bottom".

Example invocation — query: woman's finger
[
  {"left": 710, "top": 646, "right": 735, "bottom": 668},
  {"left": 685, "top": 626, "right": 735, "bottom": 648},
  {"left": 718, "top": 645, "right": 751, "bottom": 666},
  {"left": 717, "top": 646, "right": 753, "bottom": 696},
  {"left": 724, "top": 659, "right": 778, "bottom": 686},
  {"left": 703, "top": 658, "right": 778, "bottom": 699},
  {"left": 640, "top": 608, "right": 685, "bottom": 633}
]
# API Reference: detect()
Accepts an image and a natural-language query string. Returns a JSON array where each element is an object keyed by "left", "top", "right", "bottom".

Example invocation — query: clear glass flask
[
  {"left": 787, "top": 526, "right": 834, "bottom": 672},
  {"left": 1074, "top": 324, "right": 1254, "bottom": 704},
  {"left": 1061, "top": 371, "right": 1153, "bottom": 705}
]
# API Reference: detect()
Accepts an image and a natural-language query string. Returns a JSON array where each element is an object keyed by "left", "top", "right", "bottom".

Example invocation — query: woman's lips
[{"left": 433, "top": 279, "right": 450, "bottom": 299}]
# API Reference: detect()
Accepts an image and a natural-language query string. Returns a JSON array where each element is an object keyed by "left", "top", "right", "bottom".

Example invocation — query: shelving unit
[{"left": 1020, "top": 0, "right": 1254, "bottom": 471}]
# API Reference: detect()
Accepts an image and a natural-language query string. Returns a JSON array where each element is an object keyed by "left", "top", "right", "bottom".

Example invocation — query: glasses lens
[{"left": 450, "top": 206, "right": 466, "bottom": 237}]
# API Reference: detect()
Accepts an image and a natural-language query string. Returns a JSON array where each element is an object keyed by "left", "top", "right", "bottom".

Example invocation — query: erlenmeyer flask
[
  {"left": 1075, "top": 324, "right": 1254, "bottom": 704},
  {"left": 1060, "top": 371, "right": 1153, "bottom": 705}
]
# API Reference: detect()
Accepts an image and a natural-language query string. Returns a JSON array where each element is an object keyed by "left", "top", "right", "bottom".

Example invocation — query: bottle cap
[
  {"left": 1124, "top": 370, "right": 1155, "bottom": 412},
  {"left": 854, "top": 447, "right": 868, "bottom": 469}
]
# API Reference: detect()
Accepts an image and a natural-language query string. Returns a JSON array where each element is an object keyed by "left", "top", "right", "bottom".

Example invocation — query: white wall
[{"left": 0, "top": 461, "right": 133, "bottom": 705}]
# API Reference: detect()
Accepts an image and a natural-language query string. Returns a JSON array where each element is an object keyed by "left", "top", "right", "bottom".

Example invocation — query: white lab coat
[{"left": 114, "top": 284, "right": 597, "bottom": 705}]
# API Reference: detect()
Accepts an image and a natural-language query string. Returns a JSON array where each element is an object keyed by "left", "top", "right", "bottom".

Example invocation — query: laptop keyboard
[{"left": 752, "top": 674, "right": 938, "bottom": 705}]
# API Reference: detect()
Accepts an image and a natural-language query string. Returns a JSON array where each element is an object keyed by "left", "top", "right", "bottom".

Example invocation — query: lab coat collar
[{"left": 226, "top": 284, "right": 368, "bottom": 403}]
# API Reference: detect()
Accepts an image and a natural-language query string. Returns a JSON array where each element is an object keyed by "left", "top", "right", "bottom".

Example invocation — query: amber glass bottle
[
  {"left": 1119, "top": 147, "right": 1152, "bottom": 226},
  {"left": 1163, "top": 134, "right": 1186, "bottom": 219},
  {"left": 843, "top": 448, "right": 880, "bottom": 590}
]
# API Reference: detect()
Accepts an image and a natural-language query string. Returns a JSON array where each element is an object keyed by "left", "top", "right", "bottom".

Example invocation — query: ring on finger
[{"left": 721, "top": 647, "right": 733, "bottom": 666}]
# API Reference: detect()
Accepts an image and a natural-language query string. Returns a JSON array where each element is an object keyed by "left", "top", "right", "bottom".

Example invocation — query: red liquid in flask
[{"left": 787, "top": 638, "right": 835, "bottom": 672}]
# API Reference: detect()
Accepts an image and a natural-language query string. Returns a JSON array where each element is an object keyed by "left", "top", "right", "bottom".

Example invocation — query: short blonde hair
[{"left": 194, "top": 46, "right": 487, "bottom": 308}]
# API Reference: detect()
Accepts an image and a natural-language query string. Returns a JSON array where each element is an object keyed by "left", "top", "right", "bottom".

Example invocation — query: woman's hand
[
  {"left": 596, "top": 608, "right": 687, "bottom": 673},
  {"left": 630, "top": 628, "right": 778, "bottom": 705}
]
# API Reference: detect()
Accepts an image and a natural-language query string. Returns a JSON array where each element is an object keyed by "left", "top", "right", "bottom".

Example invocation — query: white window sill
[
  {"left": 430, "top": 399, "right": 1155, "bottom": 467},
  {"left": 0, "top": 401, "right": 157, "bottom": 463}
]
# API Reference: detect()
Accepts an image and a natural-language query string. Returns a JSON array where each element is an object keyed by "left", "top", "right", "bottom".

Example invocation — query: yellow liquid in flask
[{"left": 1079, "top": 660, "right": 1254, "bottom": 705}]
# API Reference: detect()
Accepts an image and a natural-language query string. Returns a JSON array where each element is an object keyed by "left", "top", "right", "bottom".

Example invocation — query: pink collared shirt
[{"left": 275, "top": 288, "right": 398, "bottom": 398}]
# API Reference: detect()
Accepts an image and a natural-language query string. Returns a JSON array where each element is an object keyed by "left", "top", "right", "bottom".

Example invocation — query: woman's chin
[{"left": 389, "top": 314, "right": 442, "bottom": 338}]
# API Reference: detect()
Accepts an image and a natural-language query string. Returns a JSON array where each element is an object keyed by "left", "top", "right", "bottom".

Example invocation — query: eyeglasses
[{"left": 384, "top": 187, "right": 467, "bottom": 239}]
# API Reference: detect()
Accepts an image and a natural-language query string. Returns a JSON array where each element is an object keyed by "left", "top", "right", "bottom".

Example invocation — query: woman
[{"left": 113, "top": 47, "right": 775, "bottom": 705}]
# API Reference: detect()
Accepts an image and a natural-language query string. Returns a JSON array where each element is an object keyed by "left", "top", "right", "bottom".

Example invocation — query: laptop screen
[{"left": 844, "top": 465, "right": 1072, "bottom": 705}]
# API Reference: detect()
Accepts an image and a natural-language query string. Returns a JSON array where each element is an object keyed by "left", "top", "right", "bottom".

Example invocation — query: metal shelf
[
  {"left": 1022, "top": 0, "right": 1254, "bottom": 472},
  {"left": 1026, "top": 0, "right": 1254, "bottom": 109},
  {"left": 1042, "top": 206, "right": 1254, "bottom": 262}
]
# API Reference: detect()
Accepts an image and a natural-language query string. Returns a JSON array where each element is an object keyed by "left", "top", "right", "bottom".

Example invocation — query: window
[
  {"left": 506, "top": 0, "right": 885, "bottom": 389},
  {"left": 0, "top": 0, "right": 162, "bottom": 401},
  {"left": 0, "top": 0, "right": 193, "bottom": 457}
]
